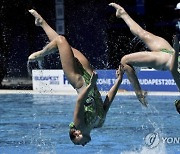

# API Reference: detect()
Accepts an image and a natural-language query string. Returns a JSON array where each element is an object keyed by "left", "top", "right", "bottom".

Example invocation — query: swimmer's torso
[
  {"left": 75, "top": 58, "right": 106, "bottom": 128},
  {"left": 84, "top": 86, "right": 105, "bottom": 128}
]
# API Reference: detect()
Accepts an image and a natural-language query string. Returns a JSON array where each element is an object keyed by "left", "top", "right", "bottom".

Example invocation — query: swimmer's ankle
[
  {"left": 116, "top": 7, "right": 127, "bottom": 18},
  {"left": 28, "top": 50, "right": 44, "bottom": 61},
  {"left": 29, "top": 9, "right": 44, "bottom": 26},
  {"left": 120, "top": 12, "right": 128, "bottom": 18},
  {"left": 136, "top": 91, "right": 148, "bottom": 107}
]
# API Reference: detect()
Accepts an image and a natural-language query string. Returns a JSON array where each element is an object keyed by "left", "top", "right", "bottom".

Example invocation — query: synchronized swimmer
[
  {"left": 110, "top": 3, "right": 180, "bottom": 107},
  {"left": 27, "top": 2, "right": 180, "bottom": 146},
  {"left": 28, "top": 9, "right": 124, "bottom": 146}
]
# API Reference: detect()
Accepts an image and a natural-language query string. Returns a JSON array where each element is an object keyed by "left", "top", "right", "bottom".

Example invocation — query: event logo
[
  {"left": 34, "top": 76, "right": 59, "bottom": 81},
  {"left": 145, "top": 132, "right": 180, "bottom": 149},
  {"left": 145, "top": 132, "right": 160, "bottom": 148},
  {"left": 34, "top": 76, "right": 59, "bottom": 85}
]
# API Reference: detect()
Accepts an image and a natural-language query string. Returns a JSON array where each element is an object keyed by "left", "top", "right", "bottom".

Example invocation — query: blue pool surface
[{"left": 0, "top": 94, "right": 179, "bottom": 154}]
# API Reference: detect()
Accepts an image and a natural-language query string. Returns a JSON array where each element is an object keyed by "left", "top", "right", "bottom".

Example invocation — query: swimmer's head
[
  {"left": 69, "top": 123, "right": 91, "bottom": 146},
  {"left": 175, "top": 100, "right": 180, "bottom": 114}
]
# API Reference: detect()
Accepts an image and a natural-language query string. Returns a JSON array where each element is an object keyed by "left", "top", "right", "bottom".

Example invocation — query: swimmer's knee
[
  {"left": 121, "top": 55, "right": 129, "bottom": 65},
  {"left": 54, "top": 35, "right": 66, "bottom": 44},
  {"left": 120, "top": 58, "right": 134, "bottom": 72}
]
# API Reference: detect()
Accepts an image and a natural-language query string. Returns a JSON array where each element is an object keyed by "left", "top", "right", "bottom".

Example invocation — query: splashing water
[
  {"left": 121, "top": 103, "right": 168, "bottom": 154},
  {"left": 122, "top": 143, "right": 166, "bottom": 154},
  {"left": 27, "top": 60, "right": 44, "bottom": 76}
]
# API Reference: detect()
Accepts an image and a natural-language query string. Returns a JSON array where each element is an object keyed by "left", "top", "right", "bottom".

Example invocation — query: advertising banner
[
  {"left": 96, "top": 69, "right": 178, "bottom": 92},
  {"left": 32, "top": 70, "right": 75, "bottom": 92},
  {"left": 32, "top": 69, "right": 178, "bottom": 92}
]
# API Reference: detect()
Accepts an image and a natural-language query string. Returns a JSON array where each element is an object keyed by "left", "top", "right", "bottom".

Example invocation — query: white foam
[{"left": 121, "top": 142, "right": 167, "bottom": 154}]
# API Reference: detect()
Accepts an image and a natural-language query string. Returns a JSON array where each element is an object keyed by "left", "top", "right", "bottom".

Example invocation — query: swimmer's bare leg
[
  {"left": 109, "top": 3, "right": 173, "bottom": 51},
  {"left": 28, "top": 9, "right": 93, "bottom": 75},
  {"left": 29, "top": 9, "right": 58, "bottom": 41},
  {"left": 29, "top": 36, "right": 84, "bottom": 88},
  {"left": 123, "top": 64, "right": 148, "bottom": 107},
  {"left": 109, "top": 3, "right": 143, "bottom": 36},
  {"left": 109, "top": 3, "right": 147, "bottom": 106}
]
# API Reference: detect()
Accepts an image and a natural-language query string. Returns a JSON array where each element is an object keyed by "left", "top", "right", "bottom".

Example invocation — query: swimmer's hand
[
  {"left": 89, "top": 71, "right": 98, "bottom": 87},
  {"left": 109, "top": 3, "right": 126, "bottom": 18},
  {"left": 28, "top": 51, "right": 44, "bottom": 61},
  {"left": 116, "top": 64, "right": 124, "bottom": 79}
]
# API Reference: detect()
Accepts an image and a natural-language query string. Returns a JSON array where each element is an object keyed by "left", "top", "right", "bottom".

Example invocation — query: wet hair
[
  {"left": 69, "top": 123, "right": 91, "bottom": 146},
  {"left": 69, "top": 128, "right": 76, "bottom": 141}
]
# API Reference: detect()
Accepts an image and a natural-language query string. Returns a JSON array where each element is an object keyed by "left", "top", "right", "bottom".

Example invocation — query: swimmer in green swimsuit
[
  {"left": 110, "top": 3, "right": 180, "bottom": 107},
  {"left": 28, "top": 9, "right": 124, "bottom": 146}
]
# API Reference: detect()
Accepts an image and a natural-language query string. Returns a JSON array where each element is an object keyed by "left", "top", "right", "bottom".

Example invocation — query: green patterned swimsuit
[
  {"left": 160, "top": 49, "right": 174, "bottom": 55},
  {"left": 69, "top": 59, "right": 105, "bottom": 129},
  {"left": 161, "top": 49, "right": 180, "bottom": 71}
]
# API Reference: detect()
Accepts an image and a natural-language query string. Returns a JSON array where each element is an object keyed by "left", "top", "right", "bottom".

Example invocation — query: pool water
[{"left": 0, "top": 94, "right": 179, "bottom": 154}]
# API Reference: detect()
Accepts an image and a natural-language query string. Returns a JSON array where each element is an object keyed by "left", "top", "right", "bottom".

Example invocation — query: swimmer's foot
[
  {"left": 109, "top": 3, "right": 127, "bottom": 18},
  {"left": 28, "top": 50, "right": 44, "bottom": 61},
  {"left": 28, "top": 9, "right": 44, "bottom": 26},
  {"left": 137, "top": 91, "right": 148, "bottom": 107}
]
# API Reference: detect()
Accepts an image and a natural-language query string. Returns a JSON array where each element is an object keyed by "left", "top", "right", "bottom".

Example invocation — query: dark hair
[{"left": 69, "top": 128, "right": 76, "bottom": 141}]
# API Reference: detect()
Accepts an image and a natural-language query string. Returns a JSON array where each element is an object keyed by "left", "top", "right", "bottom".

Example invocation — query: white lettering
[
  {"left": 137, "top": 79, "right": 176, "bottom": 86},
  {"left": 173, "top": 137, "right": 180, "bottom": 144},
  {"left": 122, "top": 79, "right": 130, "bottom": 85},
  {"left": 97, "top": 79, "right": 111, "bottom": 85},
  {"left": 111, "top": 79, "right": 116, "bottom": 84},
  {"left": 166, "top": 137, "right": 174, "bottom": 144},
  {"left": 162, "top": 137, "right": 167, "bottom": 143},
  {"left": 162, "top": 137, "right": 180, "bottom": 144}
]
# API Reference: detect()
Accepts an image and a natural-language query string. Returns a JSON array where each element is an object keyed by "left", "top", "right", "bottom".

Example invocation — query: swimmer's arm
[
  {"left": 103, "top": 65, "right": 124, "bottom": 113},
  {"left": 74, "top": 72, "right": 98, "bottom": 127},
  {"left": 74, "top": 84, "right": 93, "bottom": 127}
]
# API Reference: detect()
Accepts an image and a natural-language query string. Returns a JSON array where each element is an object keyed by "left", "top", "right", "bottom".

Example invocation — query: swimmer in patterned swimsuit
[
  {"left": 28, "top": 9, "right": 124, "bottom": 146},
  {"left": 110, "top": 3, "right": 180, "bottom": 107}
]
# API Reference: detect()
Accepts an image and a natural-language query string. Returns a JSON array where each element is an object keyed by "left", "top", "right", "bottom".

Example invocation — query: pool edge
[{"left": 0, "top": 90, "right": 179, "bottom": 96}]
